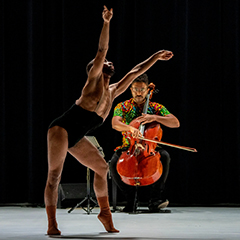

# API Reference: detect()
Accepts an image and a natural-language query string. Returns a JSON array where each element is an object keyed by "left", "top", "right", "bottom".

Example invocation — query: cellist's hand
[
  {"left": 129, "top": 126, "right": 143, "bottom": 139},
  {"left": 136, "top": 113, "right": 156, "bottom": 125}
]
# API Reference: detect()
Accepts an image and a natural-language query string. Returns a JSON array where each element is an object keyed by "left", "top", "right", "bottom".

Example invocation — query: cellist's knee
[
  {"left": 159, "top": 149, "right": 171, "bottom": 165},
  {"left": 110, "top": 152, "right": 120, "bottom": 168}
]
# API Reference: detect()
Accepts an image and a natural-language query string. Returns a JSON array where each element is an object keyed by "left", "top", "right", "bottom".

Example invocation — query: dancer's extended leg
[{"left": 44, "top": 126, "right": 68, "bottom": 235}]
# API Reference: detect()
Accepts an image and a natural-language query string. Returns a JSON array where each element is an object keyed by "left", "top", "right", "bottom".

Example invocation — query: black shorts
[{"left": 48, "top": 104, "right": 103, "bottom": 148}]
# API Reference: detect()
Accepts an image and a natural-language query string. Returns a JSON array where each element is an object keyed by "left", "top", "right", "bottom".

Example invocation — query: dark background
[{"left": 0, "top": 0, "right": 240, "bottom": 206}]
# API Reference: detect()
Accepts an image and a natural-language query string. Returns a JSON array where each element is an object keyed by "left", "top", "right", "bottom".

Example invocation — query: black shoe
[
  {"left": 122, "top": 205, "right": 134, "bottom": 213},
  {"left": 121, "top": 200, "right": 136, "bottom": 212},
  {"left": 148, "top": 199, "right": 169, "bottom": 212}
]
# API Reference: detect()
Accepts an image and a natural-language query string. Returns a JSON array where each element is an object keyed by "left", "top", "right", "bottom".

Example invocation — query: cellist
[{"left": 110, "top": 73, "right": 180, "bottom": 212}]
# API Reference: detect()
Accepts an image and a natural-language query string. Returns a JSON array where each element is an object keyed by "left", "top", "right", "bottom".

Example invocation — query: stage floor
[{"left": 0, "top": 206, "right": 239, "bottom": 240}]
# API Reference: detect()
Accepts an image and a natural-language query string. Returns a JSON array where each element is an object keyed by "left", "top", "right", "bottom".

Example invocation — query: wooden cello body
[{"left": 117, "top": 119, "right": 163, "bottom": 186}]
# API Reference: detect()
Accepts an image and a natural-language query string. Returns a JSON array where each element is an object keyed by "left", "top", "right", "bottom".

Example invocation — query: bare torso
[{"left": 75, "top": 74, "right": 116, "bottom": 121}]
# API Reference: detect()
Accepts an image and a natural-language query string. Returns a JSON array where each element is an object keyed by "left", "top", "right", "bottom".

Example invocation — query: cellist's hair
[{"left": 131, "top": 73, "right": 149, "bottom": 86}]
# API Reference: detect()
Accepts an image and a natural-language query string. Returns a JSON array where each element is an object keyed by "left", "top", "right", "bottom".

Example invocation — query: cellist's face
[{"left": 130, "top": 82, "right": 149, "bottom": 105}]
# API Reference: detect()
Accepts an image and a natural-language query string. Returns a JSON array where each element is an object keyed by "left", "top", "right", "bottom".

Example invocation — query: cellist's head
[{"left": 130, "top": 74, "right": 149, "bottom": 105}]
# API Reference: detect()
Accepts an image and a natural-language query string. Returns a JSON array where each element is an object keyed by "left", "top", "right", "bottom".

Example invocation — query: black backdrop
[{"left": 0, "top": 0, "right": 240, "bottom": 205}]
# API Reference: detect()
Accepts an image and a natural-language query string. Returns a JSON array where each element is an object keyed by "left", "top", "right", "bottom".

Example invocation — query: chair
[{"left": 108, "top": 160, "right": 118, "bottom": 212}]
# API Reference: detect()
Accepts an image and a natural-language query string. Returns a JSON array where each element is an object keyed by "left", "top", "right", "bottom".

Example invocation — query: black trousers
[{"left": 109, "top": 148, "right": 171, "bottom": 203}]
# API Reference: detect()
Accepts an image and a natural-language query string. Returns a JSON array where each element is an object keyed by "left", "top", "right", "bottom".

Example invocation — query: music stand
[{"left": 68, "top": 136, "right": 104, "bottom": 214}]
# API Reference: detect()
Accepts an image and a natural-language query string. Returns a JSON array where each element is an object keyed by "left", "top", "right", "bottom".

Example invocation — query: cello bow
[{"left": 138, "top": 137, "right": 197, "bottom": 152}]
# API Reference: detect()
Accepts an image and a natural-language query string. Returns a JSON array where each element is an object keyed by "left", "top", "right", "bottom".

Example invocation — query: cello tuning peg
[{"left": 148, "top": 83, "right": 155, "bottom": 89}]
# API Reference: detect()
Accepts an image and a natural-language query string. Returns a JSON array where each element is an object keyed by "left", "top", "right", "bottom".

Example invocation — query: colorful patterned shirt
[{"left": 113, "top": 98, "right": 170, "bottom": 150}]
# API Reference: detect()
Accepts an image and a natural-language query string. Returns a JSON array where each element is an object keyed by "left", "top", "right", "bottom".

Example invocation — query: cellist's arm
[
  {"left": 136, "top": 113, "right": 180, "bottom": 128},
  {"left": 112, "top": 116, "right": 142, "bottom": 138}
]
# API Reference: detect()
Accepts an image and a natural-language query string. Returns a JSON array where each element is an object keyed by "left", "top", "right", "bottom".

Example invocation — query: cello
[
  {"left": 117, "top": 83, "right": 163, "bottom": 186},
  {"left": 117, "top": 83, "right": 197, "bottom": 187}
]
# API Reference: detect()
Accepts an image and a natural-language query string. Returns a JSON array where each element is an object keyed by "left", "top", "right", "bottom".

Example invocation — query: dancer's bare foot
[
  {"left": 97, "top": 196, "right": 119, "bottom": 233},
  {"left": 46, "top": 206, "right": 61, "bottom": 235},
  {"left": 98, "top": 212, "right": 119, "bottom": 233},
  {"left": 47, "top": 224, "right": 61, "bottom": 235}
]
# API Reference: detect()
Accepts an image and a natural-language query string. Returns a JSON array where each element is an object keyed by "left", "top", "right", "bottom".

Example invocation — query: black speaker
[{"left": 58, "top": 183, "right": 95, "bottom": 208}]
